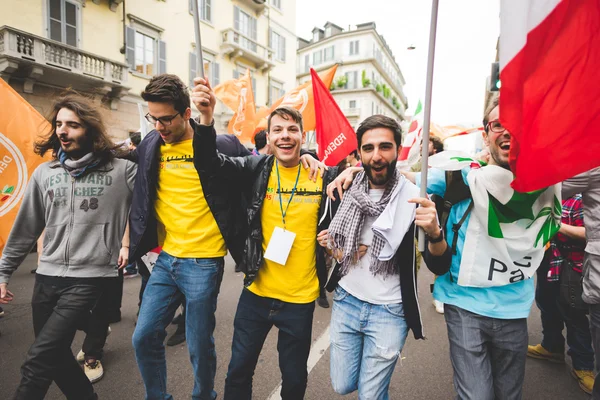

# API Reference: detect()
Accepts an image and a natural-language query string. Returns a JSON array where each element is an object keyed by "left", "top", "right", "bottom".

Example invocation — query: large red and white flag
[
  {"left": 500, "top": 0, "right": 600, "bottom": 191},
  {"left": 311, "top": 68, "right": 358, "bottom": 167}
]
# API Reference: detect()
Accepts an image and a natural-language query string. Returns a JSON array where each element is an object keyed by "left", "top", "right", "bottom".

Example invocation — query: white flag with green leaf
[{"left": 428, "top": 152, "right": 561, "bottom": 287}]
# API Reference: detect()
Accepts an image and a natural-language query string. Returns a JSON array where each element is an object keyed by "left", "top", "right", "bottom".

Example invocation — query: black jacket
[
  {"left": 323, "top": 196, "right": 452, "bottom": 340},
  {"left": 194, "top": 123, "right": 339, "bottom": 289},
  {"left": 128, "top": 121, "right": 248, "bottom": 264}
]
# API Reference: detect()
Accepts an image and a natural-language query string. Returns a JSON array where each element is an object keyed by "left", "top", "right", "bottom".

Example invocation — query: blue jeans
[
  {"left": 329, "top": 286, "right": 409, "bottom": 400},
  {"left": 132, "top": 252, "right": 224, "bottom": 400},
  {"left": 535, "top": 263, "right": 594, "bottom": 370},
  {"left": 445, "top": 304, "right": 528, "bottom": 400},
  {"left": 224, "top": 289, "right": 315, "bottom": 400}
]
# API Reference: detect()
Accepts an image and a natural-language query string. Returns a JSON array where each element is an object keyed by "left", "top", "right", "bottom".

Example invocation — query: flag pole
[
  {"left": 192, "top": 0, "right": 205, "bottom": 80},
  {"left": 418, "top": 0, "right": 440, "bottom": 252}
]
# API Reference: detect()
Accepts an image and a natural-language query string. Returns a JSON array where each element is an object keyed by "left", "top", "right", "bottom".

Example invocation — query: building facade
[
  {"left": 0, "top": 0, "right": 297, "bottom": 140},
  {"left": 297, "top": 21, "right": 408, "bottom": 140}
]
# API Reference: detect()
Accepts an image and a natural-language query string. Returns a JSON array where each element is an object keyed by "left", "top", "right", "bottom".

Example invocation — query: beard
[{"left": 364, "top": 159, "right": 397, "bottom": 187}]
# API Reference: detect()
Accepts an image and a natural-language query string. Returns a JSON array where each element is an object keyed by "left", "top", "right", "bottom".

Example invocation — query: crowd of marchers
[{"left": 1, "top": 73, "right": 599, "bottom": 400}]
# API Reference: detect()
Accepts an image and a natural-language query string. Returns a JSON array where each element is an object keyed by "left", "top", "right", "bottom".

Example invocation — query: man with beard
[
  {"left": 0, "top": 93, "right": 135, "bottom": 400},
  {"left": 329, "top": 96, "right": 544, "bottom": 399},
  {"left": 320, "top": 115, "right": 451, "bottom": 399}
]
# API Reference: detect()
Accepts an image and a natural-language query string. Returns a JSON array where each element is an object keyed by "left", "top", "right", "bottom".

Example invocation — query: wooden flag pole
[{"left": 418, "top": 0, "right": 440, "bottom": 252}]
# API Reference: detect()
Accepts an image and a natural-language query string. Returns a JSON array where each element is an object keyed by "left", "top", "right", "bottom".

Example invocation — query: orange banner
[
  {"left": 0, "top": 80, "right": 51, "bottom": 253},
  {"left": 214, "top": 69, "right": 257, "bottom": 144},
  {"left": 255, "top": 64, "right": 339, "bottom": 133}
]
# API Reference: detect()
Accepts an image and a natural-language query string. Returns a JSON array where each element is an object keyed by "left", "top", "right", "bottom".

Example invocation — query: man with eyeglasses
[
  {"left": 413, "top": 95, "right": 534, "bottom": 399},
  {"left": 127, "top": 73, "right": 254, "bottom": 400}
]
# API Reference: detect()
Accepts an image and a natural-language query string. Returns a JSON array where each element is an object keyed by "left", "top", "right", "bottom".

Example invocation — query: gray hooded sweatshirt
[{"left": 0, "top": 158, "right": 136, "bottom": 284}]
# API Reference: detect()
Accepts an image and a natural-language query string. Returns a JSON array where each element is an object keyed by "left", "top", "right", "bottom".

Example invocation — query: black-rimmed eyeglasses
[{"left": 145, "top": 112, "right": 181, "bottom": 126}]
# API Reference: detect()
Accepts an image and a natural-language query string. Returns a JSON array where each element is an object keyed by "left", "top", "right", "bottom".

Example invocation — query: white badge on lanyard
[
  {"left": 264, "top": 227, "right": 296, "bottom": 265},
  {"left": 264, "top": 160, "right": 301, "bottom": 266}
]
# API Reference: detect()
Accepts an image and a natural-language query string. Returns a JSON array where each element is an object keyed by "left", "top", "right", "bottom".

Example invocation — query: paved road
[{"left": 0, "top": 253, "right": 591, "bottom": 399}]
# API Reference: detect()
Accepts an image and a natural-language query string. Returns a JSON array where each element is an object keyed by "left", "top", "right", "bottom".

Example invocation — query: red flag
[
  {"left": 311, "top": 68, "right": 358, "bottom": 167},
  {"left": 500, "top": 0, "right": 600, "bottom": 191}
]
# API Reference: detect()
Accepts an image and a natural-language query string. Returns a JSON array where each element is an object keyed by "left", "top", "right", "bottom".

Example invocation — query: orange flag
[
  {"left": 256, "top": 64, "right": 338, "bottom": 132},
  {"left": 0, "top": 80, "right": 51, "bottom": 252},
  {"left": 214, "top": 69, "right": 256, "bottom": 143}
]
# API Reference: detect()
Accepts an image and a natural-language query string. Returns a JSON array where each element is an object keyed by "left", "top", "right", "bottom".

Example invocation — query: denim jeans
[
  {"left": 445, "top": 304, "right": 528, "bottom": 400},
  {"left": 329, "top": 286, "right": 409, "bottom": 400},
  {"left": 14, "top": 274, "right": 101, "bottom": 400},
  {"left": 535, "top": 264, "right": 594, "bottom": 370},
  {"left": 132, "top": 252, "right": 224, "bottom": 400},
  {"left": 224, "top": 289, "right": 315, "bottom": 400}
]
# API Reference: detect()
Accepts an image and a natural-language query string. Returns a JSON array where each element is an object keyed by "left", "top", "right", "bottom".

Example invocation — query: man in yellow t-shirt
[
  {"left": 130, "top": 74, "right": 247, "bottom": 400},
  {"left": 191, "top": 78, "right": 340, "bottom": 400}
]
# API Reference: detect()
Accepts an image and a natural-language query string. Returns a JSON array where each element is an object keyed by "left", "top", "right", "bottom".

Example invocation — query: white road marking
[{"left": 266, "top": 325, "right": 331, "bottom": 400}]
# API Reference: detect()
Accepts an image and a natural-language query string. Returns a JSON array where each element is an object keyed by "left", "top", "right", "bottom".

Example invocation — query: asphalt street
[{"left": 0, "top": 253, "right": 591, "bottom": 399}]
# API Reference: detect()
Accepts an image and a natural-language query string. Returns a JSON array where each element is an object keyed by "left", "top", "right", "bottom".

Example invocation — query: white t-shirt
[{"left": 339, "top": 189, "right": 402, "bottom": 305}]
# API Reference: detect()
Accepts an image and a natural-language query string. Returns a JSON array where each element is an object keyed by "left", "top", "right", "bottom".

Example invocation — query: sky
[{"left": 295, "top": 0, "right": 500, "bottom": 126}]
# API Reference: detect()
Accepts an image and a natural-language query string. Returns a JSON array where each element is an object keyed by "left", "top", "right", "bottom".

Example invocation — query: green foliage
[
  {"left": 335, "top": 75, "right": 348, "bottom": 88},
  {"left": 375, "top": 83, "right": 382, "bottom": 92},
  {"left": 361, "top": 70, "right": 371, "bottom": 87}
]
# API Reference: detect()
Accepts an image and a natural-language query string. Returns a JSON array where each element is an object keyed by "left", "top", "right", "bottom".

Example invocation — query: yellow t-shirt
[
  {"left": 248, "top": 162, "right": 322, "bottom": 303},
  {"left": 154, "top": 139, "right": 226, "bottom": 258}
]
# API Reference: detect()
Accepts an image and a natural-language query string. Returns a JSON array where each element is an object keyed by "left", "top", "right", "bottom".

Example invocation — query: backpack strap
[
  {"left": 431, "top": 170, "right": 473, "bottom": 255},
  {"left": 451, "top": 200, "right": 473, "bottom": 255}
]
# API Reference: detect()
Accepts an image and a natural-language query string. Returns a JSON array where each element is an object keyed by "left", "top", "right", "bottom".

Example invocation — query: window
[
  {"left": 345, "top": 71, "right": 358, "bottom": 89},
  {"left": 270, "top": 0, "right": 281, "bottom": 10},
  {"left": 125, "top": 25, "right": 166, "bottom": 76},
  {"left": 304, "top": 54, "right": 309, "bottom": 72},
  {"left": 189, "top": 53, "right": 219, "bottom": 88},
  {"left": 270, "top": 80, "right": 285, "bottom": 105},
  {"left": 313, "top": 50, "right": 323, "bottom": 65},
  {"left": 349, "top": 40, "right": 359, "bottom": 55},
  {"left": 48, "top": 0, "right": 80, "bottom": 47},
  {"left": 189, "top": 0, "right": 212, "bottom": 23},
  {"left": 324, "top": 45, "right": 335, "bottom": 62},
  {"left": 234, "top": 6, "right": 257, "bottom": 52},
  {"left": 349, "top": 100, "right": 356, "bottom": 109},
  {"left": 270, "top": 30, "right": 286, "bottom": 62}
]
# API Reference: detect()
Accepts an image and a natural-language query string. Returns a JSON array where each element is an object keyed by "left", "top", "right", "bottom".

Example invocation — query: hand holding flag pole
[
  {"left": 418, "top": 0, "right": 440, "bottom": 252},
  {"left": 191, "top": 0, "right": 209, "bottom": 106}
]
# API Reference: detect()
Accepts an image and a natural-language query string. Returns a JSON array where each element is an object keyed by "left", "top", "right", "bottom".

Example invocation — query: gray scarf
[
  {"left": 328, "top": 169, "right": 399, "bottom": 277},
  {"left": 58, "top": 149, "right": 101, "bottom": 177}
]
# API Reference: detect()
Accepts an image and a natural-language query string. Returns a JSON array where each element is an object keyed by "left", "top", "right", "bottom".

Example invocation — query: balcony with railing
[
  {"left": 0, "top": 26, "right": 128, "bottom": 97},
  {"left": 220, "top": 28, "right": 275, "bottom": 72}
]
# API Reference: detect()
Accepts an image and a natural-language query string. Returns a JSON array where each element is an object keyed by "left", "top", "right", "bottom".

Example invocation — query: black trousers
[
  {"left": 14, "top": 274, "right": 102, "bottom": 400},
  {"left": 81, "top": 276, "right": 121, "bottom": 360}
]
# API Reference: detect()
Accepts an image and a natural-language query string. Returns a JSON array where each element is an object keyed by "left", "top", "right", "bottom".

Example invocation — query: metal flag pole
[
  {"left": 418, "top": 0, "right": 440, "bottom": 252},
  {"left": 192, "top": 0, "right": 205, "bottom": 80}
]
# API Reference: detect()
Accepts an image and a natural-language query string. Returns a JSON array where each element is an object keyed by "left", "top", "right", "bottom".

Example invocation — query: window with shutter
[
  {"left": 48, "top": 0, "right": 80, "bottom": 47},
  {"left": 190, "top": 0, "right": 211, "bottom": 22}
]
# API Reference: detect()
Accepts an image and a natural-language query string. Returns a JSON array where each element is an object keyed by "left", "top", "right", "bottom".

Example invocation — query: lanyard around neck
[{"left": 275, "top": 160, "right": 301, "bottom": 230}]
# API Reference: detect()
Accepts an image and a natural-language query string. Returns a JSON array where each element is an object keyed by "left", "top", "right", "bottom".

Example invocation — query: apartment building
[
  {"left": 297, "top": 21, "right": 408, "bottom": 133},
  {"left": 0, "top": 0, "right": 297, "bottom": 140}
]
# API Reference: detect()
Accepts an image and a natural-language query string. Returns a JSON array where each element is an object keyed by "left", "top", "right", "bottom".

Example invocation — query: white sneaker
[
  {"left": 433, "top": 300, "right": 445, "bottom": 314},
  {"left": 84, "top": 359, "right": 104, "bottom": 383}
]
